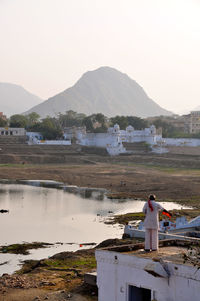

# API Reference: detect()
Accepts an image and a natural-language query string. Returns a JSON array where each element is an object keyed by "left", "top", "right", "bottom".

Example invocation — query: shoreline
[{"left": 1, "top": 158, "right": 200, "bottom": 300}]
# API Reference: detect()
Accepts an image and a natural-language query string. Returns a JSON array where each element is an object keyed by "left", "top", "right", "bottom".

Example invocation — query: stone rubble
[{"left": 0, "top": 274, "right": 39, "bottom": 291}]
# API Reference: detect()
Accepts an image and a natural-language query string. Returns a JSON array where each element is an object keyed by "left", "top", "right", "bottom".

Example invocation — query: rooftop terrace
[{"left": 100, "top": 239, "right": 200, "bottom": 266}]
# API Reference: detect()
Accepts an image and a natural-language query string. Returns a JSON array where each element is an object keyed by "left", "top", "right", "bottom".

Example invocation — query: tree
[
  {"left": 9, "top": 114, "right": 28, "bottom": 128},
  {"left": 95, "top": 113, "right": 106, "bottom": 124},
  {"left": 39, "top": 117, "right": 63, "bottom": 140},
  {"left": 127, "top": 116, "right": 148, "bottom": 129},
  {"left": 93, "top": 124, "right": 108, "bottom": 133},
  {"left": 82, "top": 113, "right": 108, "bottom": 132},
  {"left": 110, "top": 116, "right": 129, "bottom": 130},
  {"left": 153, "top": 119, "right": 177, "bottom": 138},
  {"left": 26, "top": 112, "right": 40, "bottom": 127},
  {"left": 0, "top": 117, "right": 7, "bottom": 127},
  {"left": 58, "top": 110, "right": 86, "bottom": 128},
  {"left": 82, "top": 116, "right": 94, "bottom": 132}
]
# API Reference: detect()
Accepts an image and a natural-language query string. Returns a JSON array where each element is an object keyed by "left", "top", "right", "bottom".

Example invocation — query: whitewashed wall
[
  {"left": 27, "top": 132, "right": 71, "bottom": 145},
  {"left": 78, "top": 132, "right": 126, "bottom": 155},
  {"left": 164, "top": 138, "right": 200, "bottom": 147},
  {"left": 119, "top": 125, "right": 161, "bottom": 145},
  {"left": 96, "top": 250, "right": 200, "bottom": 301},
  {"left": 0, "top": 127, "right": 26, "bottom": 136},
  {"left": 78, "top": 133, "right": 120, "bottom": 147},
  {"left": 35, "top": 140, "right": 71, "bottom": 145},
  {"left": 26, "top": 132, "right": 43, "bottom": 140}
]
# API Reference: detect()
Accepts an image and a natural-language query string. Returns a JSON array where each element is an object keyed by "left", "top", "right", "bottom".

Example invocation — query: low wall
[
  {"left": 36, "top": 140, "right": 71, "bottom": 145},
  {"left": 164, "top": 138, "right": 200, "bottom": 147},
  {"left": 126, "top": 228, "right": 200, "bottom": 242}
]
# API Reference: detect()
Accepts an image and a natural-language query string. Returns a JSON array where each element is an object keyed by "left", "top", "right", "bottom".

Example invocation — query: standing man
[{"left": 143, "top": 194, "right": 168, "bottom": 252}]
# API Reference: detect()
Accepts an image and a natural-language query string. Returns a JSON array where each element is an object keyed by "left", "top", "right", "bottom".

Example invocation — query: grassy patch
[
  {"left": 108, "top": 212, "right": 145, "bottom": 225},
  {"left": 0, "top": 242, "right": 52, "bottom": 255},
  {"left": 108, "top": 208, "right": 200, "bottom": 225},
  {"left": 44, "top": 256, "right": 96, "bottom": 270}
]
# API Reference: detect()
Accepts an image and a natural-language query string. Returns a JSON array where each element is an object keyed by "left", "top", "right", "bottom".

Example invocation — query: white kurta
[
  {"left": 143, "top": 201, "right": 163, "bottom": 250},
  {"left": 143, "top": 201, "right": 163, "bottom": 229}
]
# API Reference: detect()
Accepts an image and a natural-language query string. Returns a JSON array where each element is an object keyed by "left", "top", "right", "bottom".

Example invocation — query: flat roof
[
  {"left": 100, "top": 239, "right": 198, "bottom": 265},
  {"left": 126, "top": 246, "right": 187, "bottom": 265}
]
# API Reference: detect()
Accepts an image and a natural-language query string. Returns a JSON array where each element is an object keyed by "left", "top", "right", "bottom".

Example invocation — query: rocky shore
[{"left": 0, "top": 238, "right": 142, "bottom": 301}]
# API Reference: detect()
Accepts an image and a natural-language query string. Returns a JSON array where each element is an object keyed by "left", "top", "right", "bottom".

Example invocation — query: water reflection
[{"left": 0, "top": 183, "right": 188, "bottom": 275}]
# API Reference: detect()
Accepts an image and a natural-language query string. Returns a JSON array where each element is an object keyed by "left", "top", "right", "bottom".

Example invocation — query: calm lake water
[{"left": 0, "top": 183, "right": 186, "bottom": 275}]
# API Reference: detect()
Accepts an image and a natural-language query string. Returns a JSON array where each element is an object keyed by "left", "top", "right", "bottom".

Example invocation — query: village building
[
  {"left": 76, "top": 124, "right": 162, "bottom": 155},
  {"left": 188, "top": 111, "right": 200, "bottom": 134},
  {"left": 95, "top": 239, "right": 200, "bottom": 301},
  {"left": 0, "top": 112, "right": 7, "bottom": 121},
  {"left": 0, "top": 127, "right": 26, "bottom": 136},
  {"left": 63, "top": 126, "right": 86, "bottom": 141},
  {"left": 147, "top": 112, "right": 200, "bottom": 135},
  {"left": 26, "top": 131, "right": 71, "bottom": 145},
  {"left": 27, "top": 124, "right": 163, "bottom": 155},
  {"left": 118, "top": 125, "right": 162, "bottom": 144},
  {"left": 77, "top": 124, "right": 126, "bottom": 156}
]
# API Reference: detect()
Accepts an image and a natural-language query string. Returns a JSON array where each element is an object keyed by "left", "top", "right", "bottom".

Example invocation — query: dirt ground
[
  {"left": 1, "top": 148, "right": 200, "bottom": 300},
  {"left": 0, "top": 159, "right": 200, "bottom": 201}
]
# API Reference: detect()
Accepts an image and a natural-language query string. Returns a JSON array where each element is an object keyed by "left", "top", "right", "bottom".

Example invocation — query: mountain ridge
[
  {"left": 24, "top": 66, "right": 172, "bottom": 118},
  {"left": 0, "top": 82, "right": 43, "bottom": 117}
]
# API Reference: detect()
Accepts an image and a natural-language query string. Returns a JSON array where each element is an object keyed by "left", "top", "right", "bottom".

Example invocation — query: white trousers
[{"left": 145, "top": 228, "right": 158, "bottom": 250}]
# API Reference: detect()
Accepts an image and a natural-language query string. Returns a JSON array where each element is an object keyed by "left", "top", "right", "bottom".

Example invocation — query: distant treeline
[{"left": 0, "top": 110, "right": 200, "bottom": 140}]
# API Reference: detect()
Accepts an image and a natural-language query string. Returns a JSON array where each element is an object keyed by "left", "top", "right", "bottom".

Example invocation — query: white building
[
  {"left": 77, "top": 124, "right": 161, "bottom": 156},
  {"left": 0, "top": 127, "right": 26, "bottom": 136},
  {"left": 163, "top": 138, "right": 200, "bottom": 147},
  {"left": 26, "top": 132, "right": 71, "bottom": 145},
  {"left": 188, "top": 111, "right": 200, "bottom": 134},
  {"left": 26, "top": 124, "right": 163, "bottom": 155},
  {"left": 77, "top": 124, "right": 126, "bottom": 156},
  {"left": 118, "top": 125, "right": 162, "bottom": 145},
  {"left": 63, "top": 126, "right": 86, "bottom": 140},
  {"left": 96, "top": 240, "right": 200, "bottom": 301}
]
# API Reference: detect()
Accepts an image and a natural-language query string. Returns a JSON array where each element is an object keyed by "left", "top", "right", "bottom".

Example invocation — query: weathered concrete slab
[{"left": 84, "top": 272, "right": 97, "bottom": 286}]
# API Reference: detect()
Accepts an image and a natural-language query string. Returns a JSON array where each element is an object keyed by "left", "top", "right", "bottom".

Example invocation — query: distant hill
[
  {"left": 0, "top": 83, "right": 43, "bottom": 117},
  {"left": 24, "top": 67, "right": 172, "bottom": 118}
]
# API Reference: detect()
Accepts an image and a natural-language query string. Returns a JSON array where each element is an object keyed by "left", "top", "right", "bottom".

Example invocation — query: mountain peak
[
  {"left": 24, "top": 67, "right": 172, "bottom": 118},
  {"left": 0, "top": 83, "right": 43, "bottom": 117}
]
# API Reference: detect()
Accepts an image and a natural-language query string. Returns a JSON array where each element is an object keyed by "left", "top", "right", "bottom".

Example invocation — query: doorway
[{"left": 128, "top": 285, "right": 151, "bottom": 301}]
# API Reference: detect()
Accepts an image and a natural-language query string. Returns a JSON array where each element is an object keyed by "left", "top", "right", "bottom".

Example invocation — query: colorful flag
[{"left": 162, "top": 209, "right": 172, "bottom": 218}]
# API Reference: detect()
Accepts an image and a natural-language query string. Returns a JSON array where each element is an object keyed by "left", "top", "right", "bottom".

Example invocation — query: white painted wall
[
  {"left": 35, "top": 140, "right": 71, "bottom": 145},
  {"left": 27, "top": 132, "right": 71, "bottom": 145},
  {"left": 78, "top": 130, "right": 126, "bottom": 155},
  {"left": 79, "top": 133, "right": 119, "bottom": 147},
  {"left": 96, "top": 250, "right": 200, "bottom": 301},
  {"left": 0, "top": 127, "right": 26, "bottom": 136},
  {"left": 26, "top": 132, "right": 43, "bottom": 140},
  {"left": 77, "top": 124, "right": 161, "bottom": 155},
  {"left": 119, "top": 125, "right": 161, "bottom": 145},
  {"left": 164, "top": 138, "right": 200, "bottom": 147}
]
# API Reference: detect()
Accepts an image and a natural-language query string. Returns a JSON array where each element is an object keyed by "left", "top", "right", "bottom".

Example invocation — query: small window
[
  {"left": 10, "top": 131, "right": 13, "bottom": 135},
  {"left": 1, "top": 131, "right": 4, "bottom": 135},
  {"left": 5, "top": 131, "right": 8, "bottom": 135},
  {"left": 128, "top": 285, "right": 151, "bottom": 301}
]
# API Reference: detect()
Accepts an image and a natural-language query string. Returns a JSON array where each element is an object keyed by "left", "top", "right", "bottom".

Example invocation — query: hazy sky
[{"left": 0, "top": 0, "right": 200, "bottom": 113}]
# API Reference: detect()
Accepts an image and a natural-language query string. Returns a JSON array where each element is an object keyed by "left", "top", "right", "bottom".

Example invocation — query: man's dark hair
[{"left": 149, "top": 194, "right": 156, "bottom": 200}]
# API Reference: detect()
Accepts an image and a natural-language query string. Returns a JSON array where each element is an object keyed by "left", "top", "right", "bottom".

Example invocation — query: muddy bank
[
  {"left": 106, "top": 208, "right": 200, "bottom": 225},
  {"left": 0, "top": 238, "right": 141, "bottom": 301},
  {"left": 0, "top": 158, "right": 200, "bottom": 200}
]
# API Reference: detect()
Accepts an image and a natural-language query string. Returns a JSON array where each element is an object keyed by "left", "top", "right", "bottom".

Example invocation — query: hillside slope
[
  {"left": 24, "top": 67, "right": 172, "bottom": 118},
  {"left": 0, "top": 83, "right": 43, "bottom": 117}
]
